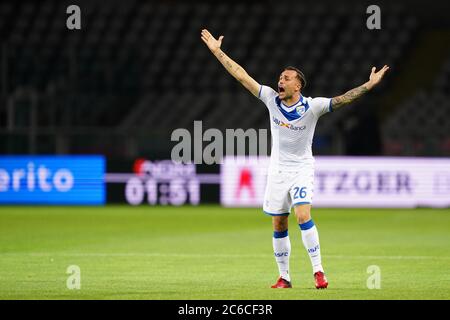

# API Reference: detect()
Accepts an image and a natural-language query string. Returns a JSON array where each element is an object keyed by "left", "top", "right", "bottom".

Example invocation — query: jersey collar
[
  {"left": 280, "top": 95, "right": 304, "bottom": 111},
  {"left": 275, "top": 95, "right": 309, "bottom": 121}
]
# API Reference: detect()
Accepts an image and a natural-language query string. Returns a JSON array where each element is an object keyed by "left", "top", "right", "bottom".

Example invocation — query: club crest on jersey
[{"left": 296, "top": 105, "right": 306, "bottom": 117}]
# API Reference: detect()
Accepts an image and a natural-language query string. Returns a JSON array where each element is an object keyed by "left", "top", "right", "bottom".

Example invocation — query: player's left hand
[{"left": 367, "top": 65, "right": 390, "bottom": 89}]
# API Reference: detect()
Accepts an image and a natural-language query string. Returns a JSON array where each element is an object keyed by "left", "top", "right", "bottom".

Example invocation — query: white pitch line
[
  {"left": 325, "top": 255, "right": 450, "bottom": 260},
  {"left": 0, "top": 252, "right": 449, "bottom": 260}
]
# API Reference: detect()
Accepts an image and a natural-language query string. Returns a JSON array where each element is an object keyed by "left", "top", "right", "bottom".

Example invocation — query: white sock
[
  {"left": 273, "top": 230, "right": 291, "bottom": 282},
  {"left": 299, "top": 220, "right": 324, "bottom": 274}
]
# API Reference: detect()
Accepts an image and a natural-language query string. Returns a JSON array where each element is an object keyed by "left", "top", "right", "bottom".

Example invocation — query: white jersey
[{"left": 258, "top": 85, "right": 332, "bottom": 172}]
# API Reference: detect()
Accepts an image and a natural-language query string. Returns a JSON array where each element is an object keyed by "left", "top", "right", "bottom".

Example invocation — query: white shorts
[{"left": 263, "top": 167, "right": 314, "bottom": 216}]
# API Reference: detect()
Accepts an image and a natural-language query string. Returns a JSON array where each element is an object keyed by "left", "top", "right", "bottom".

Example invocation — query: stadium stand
[
  {"left": 382, "top": 54, "right": 450, "bottom": 156},
  {"left": 3, "top": 0, "right": 447, "bottom": 158}
]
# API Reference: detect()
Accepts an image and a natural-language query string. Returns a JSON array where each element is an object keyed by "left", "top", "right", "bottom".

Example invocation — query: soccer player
[{"left": 201, "top": 29, "right": 389, "bottom": 289}]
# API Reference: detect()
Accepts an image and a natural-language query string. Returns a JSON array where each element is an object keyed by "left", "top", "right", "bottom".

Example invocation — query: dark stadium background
[{"left": 1, "top": 0, "right": 449, "bottom": 158}]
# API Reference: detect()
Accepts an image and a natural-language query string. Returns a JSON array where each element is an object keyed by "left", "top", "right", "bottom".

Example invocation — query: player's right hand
[
  {"left": 367, "top": 65, "right": 390, "bottom": 89},
  {"left": 201, "top": 29, "right": 224, "bottom": 53}
]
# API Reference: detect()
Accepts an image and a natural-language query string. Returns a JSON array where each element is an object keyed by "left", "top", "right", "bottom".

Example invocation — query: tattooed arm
[
  {"left": 201, "top": 29, "right": 260, "bottom": 97},
  {"left": 331, "top": 65, "right": 390, "bottom": 110}
]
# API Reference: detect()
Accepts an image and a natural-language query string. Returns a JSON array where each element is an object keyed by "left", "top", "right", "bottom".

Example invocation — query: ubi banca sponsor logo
[
  {"left": 0, "top": 162, "right": 74, "bottom": 192},
  {"left": 272, "top": 116, "right": 306, "bottom": 131}
]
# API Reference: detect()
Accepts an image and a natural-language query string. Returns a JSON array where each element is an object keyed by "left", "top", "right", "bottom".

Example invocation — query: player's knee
[
  {"left": 297, "top": 214, "right": 310, "bottom": 224},
  {"left": 294, "top": 206, "right": 311, "bottom": 224},
  {"left": 272, "top": 216, "right": 288, "bottom": 231}
]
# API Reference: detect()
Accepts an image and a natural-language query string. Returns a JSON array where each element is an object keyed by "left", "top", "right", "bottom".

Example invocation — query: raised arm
[
  {"left": 201, "top": 29, "right": 260, "bottom": 97},
  {"left": 331, "top": 65, "right": 390, "bottom": 110}
]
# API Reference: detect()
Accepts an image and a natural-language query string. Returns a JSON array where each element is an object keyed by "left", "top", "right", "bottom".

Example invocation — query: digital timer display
[{"left": 125, "top": 159, "right": 200, "bottom": 206}]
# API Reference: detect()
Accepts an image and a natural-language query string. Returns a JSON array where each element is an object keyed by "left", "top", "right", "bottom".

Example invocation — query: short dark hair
[{"left": 283, "top": 66, "right": 307, "bottom": 89}]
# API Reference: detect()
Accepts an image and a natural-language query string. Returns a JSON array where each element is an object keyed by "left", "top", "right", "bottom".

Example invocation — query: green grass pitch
[{"left": 0, "top": 205, "right": 449, "bottom": 300}]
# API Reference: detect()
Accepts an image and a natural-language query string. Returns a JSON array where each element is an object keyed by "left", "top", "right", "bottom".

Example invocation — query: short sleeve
[
  {"left": 258, "top": 85, "right": 278, "bottom": 106},
  {"left": 309, "top": 97, "right": 333, "bottom": 117}
]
